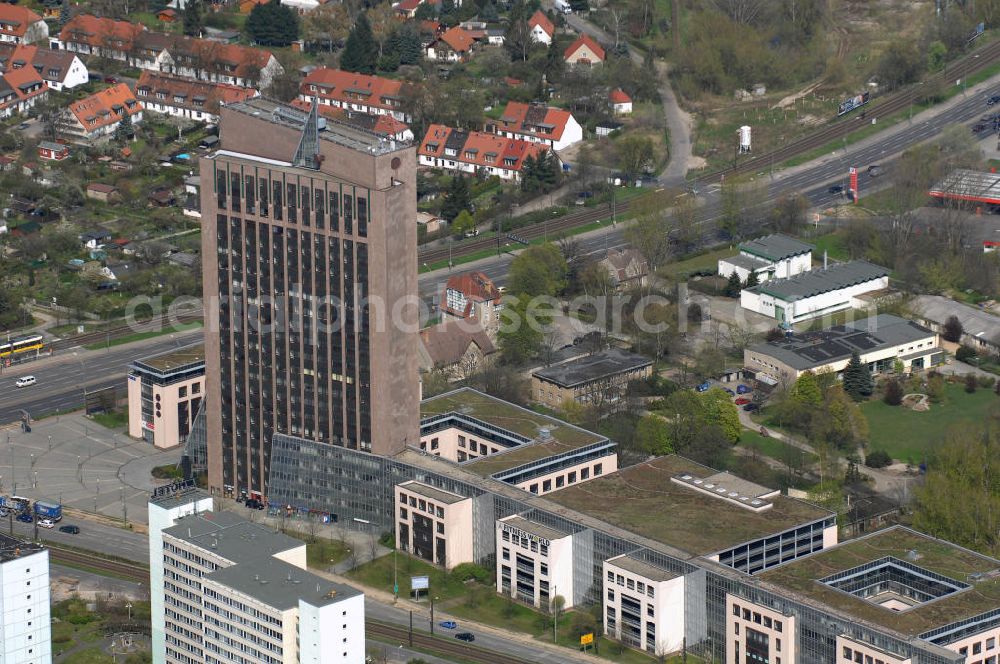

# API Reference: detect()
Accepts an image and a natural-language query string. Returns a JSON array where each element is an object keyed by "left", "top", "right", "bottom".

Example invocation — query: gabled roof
[
  {"left": 739, "top": 233, "right": 814, "bottom": 262},
  {"left": 609, "top": 88, "right": 631, "bottom": 104},
  {"left": 528, "top": 10, "right": 554, "bottom": 38},
  {"left": 0, "top": 66, "right": 45, "bottom": 110},
  {"left": 418, "top": 124, "right": 549, "bottom": 172},
  {"left": 564, "top": 34, "right": 605, "bottom": 62},
  {"left": 136, "top": 71, "right": 256, "bottom": 114},
  {"left": 290, "top": 98, "right": 411, "bottom": 138},
  {"left": 748, "top": 260, "right": 889, "bottom": 303},
  {"left": 0, "top": 44, "right": 81, "bottom": 85},
  {"left": 68, "top": 82, "right": 142, "bottom": 132},
  {"left": 395, "top": 0, "right": 422, "bottom": 11},
  {"left": 438, "top": 26, "right": 475, "bottom": 53},
  {"left": 496, "top": 101, "right": 576, "bottom": 141},
  {"left": 300, "top": 68, "right": 406, "bottom": 113},
  {"left": 419, "top": 321, "right": 496, "bottom": 368},
  {"left": 0, "top": 4, "right": 44, "bottom": 39},
  {"left": 59, "top": 14, "right": 146, "bottom": 50},
  {"left": 445, "top": 271, "right": 501, "bottom": 308}
]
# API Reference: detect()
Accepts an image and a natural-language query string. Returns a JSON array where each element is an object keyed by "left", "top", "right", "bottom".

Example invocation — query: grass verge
[{"left": 83, "top": 320, "right": 203, "bottom": 350}]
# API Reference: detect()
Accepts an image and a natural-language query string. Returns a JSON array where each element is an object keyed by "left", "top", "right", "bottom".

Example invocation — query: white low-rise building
[
  {"left": 497, "top": 515, "right": 576, "bottom": 610},
  {"left": 740, "top": 260, "right": 889, "bottom": 325},
  {"left": 603, "top": 555, "right": 686, "bottom": 655},
  {"left": 718, "top": 234, "right": 813, "bottom": 283}
]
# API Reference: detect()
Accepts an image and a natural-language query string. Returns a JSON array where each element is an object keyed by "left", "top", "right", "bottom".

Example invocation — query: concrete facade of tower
[{"left": 199, "top": 98, "right": 419, "bottom": 498}]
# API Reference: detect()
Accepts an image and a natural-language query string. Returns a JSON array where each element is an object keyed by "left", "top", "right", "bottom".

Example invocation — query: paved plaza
[{"left": 0, "top": 412, "right": 180, "bottom": 525}]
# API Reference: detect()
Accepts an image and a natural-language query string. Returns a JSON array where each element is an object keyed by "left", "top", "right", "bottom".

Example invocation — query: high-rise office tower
[{"left": 200, "top": 99, "right": 418, "bottom": 497}]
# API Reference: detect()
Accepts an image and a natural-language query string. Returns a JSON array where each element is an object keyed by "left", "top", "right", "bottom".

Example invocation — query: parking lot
[{"left": 0, "top": 412, "right": 178, "bottom": 525}]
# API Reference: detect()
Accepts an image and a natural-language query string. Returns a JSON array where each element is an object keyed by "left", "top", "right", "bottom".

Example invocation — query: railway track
[
  {"left": 48, "top": 546, "right": 149, "bottom": 583},
  {"left": 418, "top": 201, "right": 632, "bottom": 265},
  {"left": 692, "top": 37, "right": 1000, "bottom": 185},
  {"left": 367, "top": 620, "right": 535, "bottom": 664},
  {"left": 46, "top": 312, "right": 203, "bottom": 352}
]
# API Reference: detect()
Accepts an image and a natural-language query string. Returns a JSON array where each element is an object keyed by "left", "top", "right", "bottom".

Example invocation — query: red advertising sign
[{"left": 849, "top": 167, "right": 858, "bottom": 203}]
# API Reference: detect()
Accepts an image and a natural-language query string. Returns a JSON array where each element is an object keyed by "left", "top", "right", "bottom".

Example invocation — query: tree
[
  {"left": 182, "top": 0, "right": 203, "bottom": 36},
  {"left": 340, "top": 14, "right": 378, "bottom": 74},
  {"left": 790, "top": 371, "right": 823, "bottom": 407},
  {"left": 865, "top": 449, "right": 892, "bottom": 468},
  {"left": 114, "top": 111, "right": 133, "bottom": 143},
  {"left": 927, "top": 40, "right": 947, "bottom": 71},
  {"left": 498, "top": 295, "right": 548, "bottom": 365},
  {"left": 246, "top": 0, "right": 300, "bottom": 46},
  {"left": 440, "top": 175, "right": 471, "bottom": 222},
  {"left": 883, "top": 378, "right": 904, "bottom": 406},
  {"left": 624, "top": 190, "right": 674, "bottom": 278},
  {"left": 743, "top": 270, "right": 759, "bottom": 289},
  {"left": 617, "top": 135, "right": 654, "bottom": 180},
  {"left": 450, "top": 210, "right": 475, "bottom": 237},
  {"left": 303, "top": 3, "right": 350, "bottom": 44},
  {"left": 508, "top": 243, "right": 568, "bottom": 297},
  {"left": 842, "top": 352, "right": 874, "bottom": 401},
  {"left": 811, "top": 386, "right": 868, "bottom": 450},
  {"left": 965, "top": 373, "right": 978, "bottom": 394},
  {"left": 876, "top": 39, "right": 924, "bottom": 90},
  {"left": 723, "top": 271, "right": 742, "bottom": 298},
  {"left": 769, "top": 192, "right": 807, "bottom": 234},
  {"left": 635, "top": 415, "right": 672, "bottom": 455},
  {"left": 700, "top": 388, "right": 741, "bottom": 443},
  {"left": 943, "top": 315, "right": 964, "bottom": 343}
]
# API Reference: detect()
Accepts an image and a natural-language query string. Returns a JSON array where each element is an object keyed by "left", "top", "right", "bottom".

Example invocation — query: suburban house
[
  {"left": 291, "top": 98, "right": 413, "bottom": 140},
  {"left": 37, "top": 141, "right": 69, "bottom": 161},
  {"left": 416, "top": 211, "right": 444, "bottom": 234},
  {"left": 418, "top": 321, "right": 498, "bottom": 380},
  {"left": 86, "top": 183, "right": 121, "bottom": 203},
  {"left": 418, "top": 124, "right": 551, "bottom": 182},
  {"left": 156, "top": 8, "right": 178, "bottom": 22},
  {"left": 80, "top": 229, "right": 113, "bottom": 249},
  {"left": 297, "top": 68, "right": 411, "bottom": 123},
  {"left": 911, "top": 294, "right": 1000, "bottom": 357},
  {"left": 65, "top": 82, "right": 143, "bottom": 140},
  {"left": 490, "top": 101, "right": 583, "bottom": 152},
  {"left": 564, "top": 34, "right": 605, "bottom": 66},
  {"left": 528, "top": 10, "right": 555, "bottom": 44},
  {"left": 0, "top": 44, "right": 89, "bottom": 90},
  {"left": 531, "top": 348, "right": 653, "bottom": 410},
  {"left": 744, "top": 314, "right": 943, "bottom": 384},
  {"left": 600, "top": 247, "right": 648, "bottom": 292},
  {"left": 441, "top": 271, "right": 504, "bottom": 335},
  {"left": 740, "top": 260, "right": 890, "bottom": 325},
  {"left": 55, "top": 15, "right": 283, "bottom": 88},
  {"left": 609, "top": 88, "right": 632, "bottom": 115},
  {"left": 718, "top": 234, "right": 814, "bottom": 284},
  {"left": 136, "top": 71, "right": 257, "bottom": 123},
  {"left": 0, "top": 66, "right": 47, "bottom": 119},
  {"left": 394, "top": 0, "right": 425, "bottom": 18},
  {"left": 280, "top": 0, "right": 327, "bottom": 13},
  {"left": 0, "top": 5, "right": 49, "bottom": 44},
  {"left": 426, "top": 27, "right": 476, "bottom": 62}
]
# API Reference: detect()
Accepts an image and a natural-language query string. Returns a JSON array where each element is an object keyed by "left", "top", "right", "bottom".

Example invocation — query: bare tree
[{"left": 708, "top": 0, "right": 765, "bottom": 25}]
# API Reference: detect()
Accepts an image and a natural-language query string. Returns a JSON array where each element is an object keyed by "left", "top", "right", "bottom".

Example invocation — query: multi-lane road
[{"left": 0, "top": 329, "right": 203, "bottom": 425}]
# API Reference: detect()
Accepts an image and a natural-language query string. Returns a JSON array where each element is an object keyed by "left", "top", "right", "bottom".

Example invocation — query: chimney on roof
[{"left": 823, "top": 250, "right": 828, "bottom": 269}]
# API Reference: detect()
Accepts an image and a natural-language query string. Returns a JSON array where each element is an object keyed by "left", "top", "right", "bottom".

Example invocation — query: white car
[
  {"left": 15, "top": 376, "right": 36, "bottom": 388},
  {"left": 38, "top": 519, "right": 54, "bottom": 529}
]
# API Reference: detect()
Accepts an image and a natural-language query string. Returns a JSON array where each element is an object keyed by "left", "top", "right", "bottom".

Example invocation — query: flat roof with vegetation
[
  {"left": 132, "top": 342, "right": 205, "bottom": 375},
  {"left": 547, "top": 455, "right": 832, "bottom": 557},
  {"left": 758, "top": 526, "right": 1000, "bottom": 638},
  {"left": 420, "top": 388, "right": 609, "bottom": 478}
]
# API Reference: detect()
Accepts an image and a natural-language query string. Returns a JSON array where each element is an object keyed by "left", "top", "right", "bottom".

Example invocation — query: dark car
[
  {"left": 455, "top": 633, "right": 475, "bottom": 642},
  {"left": 743, "top": 403, "right": 760, "bottom": 412},
  {"left": 59, "top": 525, "right": 80, "bottom": 534},
  {"left": 973, "top": 123, "right": 988, "bottom": 133},
  {"left": 16, "top": 514, "right": 32, "bottom": 523},
  {"left": 828, "top": 184, "right": 845, "bottom": 194},
  {"left": 736, "top": 384, "right": 752, "bottom": 394},
  {"left": 988, "top": 95, "right": 1000, "bottom": 106},
  {"left": 245, "top": 499, "right": 265, "bottom": 510}
]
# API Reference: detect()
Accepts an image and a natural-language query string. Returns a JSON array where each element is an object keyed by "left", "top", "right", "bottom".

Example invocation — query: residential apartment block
[
  {"left": 490, "top": 101, "right": 583, "bottom": 152},
  {"left": 136, "top": 71, "right": 257, "bottom": 124},
  {"left": 149, "top": 485, "right": 365, "bottom": 664},
  {"left": 0, "top": 534, "right": 51, "bottom": 664},
  {"left": 418, "top": 124, "right": 550, "bottom": 181},
  {"left": 298, "top": 68, "right": 410, "bottom": 123},
  {"left": 0, "top": 44, "right": 88, "bottom": 90},
  {"left": 128, "top": 344, "right": 205, "bottom": 448},
  {"left": 54, "top": 15, "right": 282, "bottom": 88},
  {"left": 744, "top": 314, "right": 943, "bottom": 384},
  {"left": 65, "top": 82, "right": 142, "bottom": 140},
  {"left": 201, "top": 99, "right": 418, "bottom": 498}
]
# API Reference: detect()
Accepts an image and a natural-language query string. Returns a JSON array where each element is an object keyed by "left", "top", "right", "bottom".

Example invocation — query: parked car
[
  {"left": 16, "top": 514, "right": 32, "bottom": 523},
  {"left": 735, "top": 397, "right": 751, "bottom": 406},
  {"left": 696, "top": 381, "right": 711, "bottom": 392},
  {"left": 103, "top": 76, "right": 118, "bottom": 84},
  {"left": 972, "top": 123, "right": 988, "bottom": 133},
  {"left": 743, "top": 403, "right": 760, "bottom": 412},
  {"left": 245, "top": 499, "right": 265, "bottom": 510},
  {"left": 439, "top": 621, "right": 457, "bottom": 629},
  {"left": 15, "top": 376, "right": 36, "bottom": 388},
  {"left": 736, "top": 384, "right": 752, "bottom": 394},
  {"left": 723, "top": 387, "right": 736, "bottom": 396},
  {"left": 38, "top": 519, "right": 54, "bottom": 529},
  {"left": 987, "top": 94, "right": 1000, "bottom": 106},
  {"left": 464, "top": 229, "right": 480, "bottom": 238},
  {"left": 59, "top": 525, "right": 80, "bottom": 534},
  {"left": 455, "top": 633, "right": 475, "bottom": 642}
]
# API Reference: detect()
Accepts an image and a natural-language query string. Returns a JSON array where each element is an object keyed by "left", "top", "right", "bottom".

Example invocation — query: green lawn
[
  {"left": 346, "top": 552, "right": 470, "bottom": 601},
  {"left": 661, "top": 246, "right": 735, "bottom": 279},
  {"left": 83, "top": 321, "right": 203, "bottom": 350},
  {"left": 810, "top": 232, "right": 849, "bottom": 262},
  {"left": 740, "top": 429, "right": 817, "bottom": 464},
  {"left": 861, "top": 382, "right": 1000, "bottom": 463},
  {"left": 91, "top": 408, "right": 128, "bottom": 430}
]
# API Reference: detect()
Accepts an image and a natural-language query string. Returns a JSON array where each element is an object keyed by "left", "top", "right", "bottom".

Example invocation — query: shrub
[
  {"left": 883, "top": 378, "right": 904, "bottom": 406},
  {"left": 965, "top": 374, "right": 978, "bottom": 394},
  {"left": 955, "top": 345, "right": 978, "bottom": 363},
  {"left": 450, "top": 562, "right": 492, "bottom": 584},
  {"left": 865, "top": 450, "right": 893, "bottom": 468},
  {"left": 687, "top": 302, "right": 703, "bottom": 322}
]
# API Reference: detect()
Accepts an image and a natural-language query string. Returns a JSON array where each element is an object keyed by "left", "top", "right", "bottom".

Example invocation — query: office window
[
  {"left": 608, "top": 589, "right": 615, "bottom": 601},
  {"left": 763, "top": 617, "right": 771, "bottom": 628},
  {"left": 608, "top": 571, "right": 614, "bottom": 582}
]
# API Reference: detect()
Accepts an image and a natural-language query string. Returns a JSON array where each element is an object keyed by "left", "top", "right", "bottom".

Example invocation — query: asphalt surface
[
  {"left": 3, "top": 516, "right": 149, "bottom": 564},
  {"left": 0, "top": 329, "right": 203, "bottom": 425}
]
